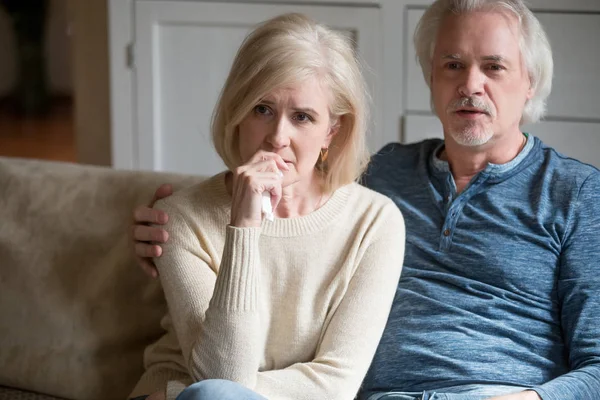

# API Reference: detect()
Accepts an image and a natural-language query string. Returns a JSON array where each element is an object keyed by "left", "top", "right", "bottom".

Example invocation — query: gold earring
[{"left": 320, "top": 148, "right": 329, "bottom": 163}]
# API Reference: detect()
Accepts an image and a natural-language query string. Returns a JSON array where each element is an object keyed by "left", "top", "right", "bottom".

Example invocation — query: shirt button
[{"left": 443, "top": 229, "right": 451, "bottom": 236}]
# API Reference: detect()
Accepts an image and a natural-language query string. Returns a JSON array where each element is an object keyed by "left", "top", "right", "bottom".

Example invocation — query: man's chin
[{"left": 449, "top": 131, "right": 493, "bottom": 147}]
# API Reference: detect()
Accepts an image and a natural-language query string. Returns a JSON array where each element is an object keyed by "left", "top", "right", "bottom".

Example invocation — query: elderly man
[
  {"left": 132, "top": 1, "right": 600, "bottom": 399},
  {"left": 358, "top": 1, "right": 599, "bottom": 399}
]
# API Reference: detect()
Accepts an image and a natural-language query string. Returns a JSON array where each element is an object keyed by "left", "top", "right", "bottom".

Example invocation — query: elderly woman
[{"left": 129, "top": 13, "right": 405, "bottom": 400}]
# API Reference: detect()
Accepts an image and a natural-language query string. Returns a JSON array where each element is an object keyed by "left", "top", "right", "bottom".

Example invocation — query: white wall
[{"left": 0, "top": 0, "right": 73, "bottom": 97}]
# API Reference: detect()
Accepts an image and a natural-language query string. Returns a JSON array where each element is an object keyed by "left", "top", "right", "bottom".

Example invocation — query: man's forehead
[{"left": 433, "top": 11, "right": 522, "bottom": 60}]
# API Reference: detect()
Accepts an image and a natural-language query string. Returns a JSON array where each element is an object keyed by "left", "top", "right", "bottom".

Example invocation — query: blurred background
[
  {"left": 1, "top": 0, "right": 598, "bottom": 174},
  {"left": 0, "top": 0, "right": 108, "bottom": 164}
]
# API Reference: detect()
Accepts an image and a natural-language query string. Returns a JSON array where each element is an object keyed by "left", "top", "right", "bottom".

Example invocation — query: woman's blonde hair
[{"left": 212, "top": 13, "right": 370, "bottom": 192}]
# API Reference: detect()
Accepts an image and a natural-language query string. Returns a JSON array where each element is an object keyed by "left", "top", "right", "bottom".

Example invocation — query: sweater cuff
[
  {"left": 532, "top": 384, "right": 562, "bottom": 400},
  {"left": 128, "top": 367, "right": 191, "bottom": 399},
  {"left": 166, "top": 380, "right": 188, "bottom": 400},
  {"left": 211, "top": 225, "right": 261, "bottom": 311}
]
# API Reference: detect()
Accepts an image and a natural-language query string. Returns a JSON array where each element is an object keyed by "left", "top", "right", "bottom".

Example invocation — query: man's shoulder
[
  {"left": 362, "top": 139, "right": 440, "bottom": 192},
  {"left": 535, "top": 139, "right": 599, "bottom": 188},
  {"left": 370, "top": 139, "right": 441, "bottom": 168}
]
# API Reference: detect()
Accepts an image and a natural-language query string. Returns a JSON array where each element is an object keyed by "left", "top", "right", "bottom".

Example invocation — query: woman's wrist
[{"left": 230, "top": 217, "right": 262, "bottom": 228}]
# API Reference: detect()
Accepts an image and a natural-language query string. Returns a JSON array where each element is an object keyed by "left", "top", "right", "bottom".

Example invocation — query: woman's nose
[{"left": 266, "top": 118, "right": 291, "bottom": 149}]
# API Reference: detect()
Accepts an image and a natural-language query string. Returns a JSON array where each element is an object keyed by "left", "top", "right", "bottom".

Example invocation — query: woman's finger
[
  {"left": 254, "top": 158, "right": 280, "bottom": 174},
  {"left": 260, "top": 169, "right": 284, "bottom": 209},
  {"left": 247, "top": 150, "right": 290, "bottom": 171}
]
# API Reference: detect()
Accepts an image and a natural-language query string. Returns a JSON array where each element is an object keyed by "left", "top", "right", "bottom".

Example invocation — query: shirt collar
[{"left": 430, "top": 133, "right": 534, "bottom": 177}]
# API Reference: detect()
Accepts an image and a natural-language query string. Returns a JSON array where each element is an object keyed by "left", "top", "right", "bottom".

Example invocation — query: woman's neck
[{"left": 275, "top": 171, "right": 328, "bottom": 218}]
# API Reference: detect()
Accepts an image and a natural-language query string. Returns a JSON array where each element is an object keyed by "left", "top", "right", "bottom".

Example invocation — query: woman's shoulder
[
  {"left": 154, "top": 172, "right": 230, "bottom": 222},
  {"left": 346, "top": 182, "right": 402, "bottom": 215},
  {"left": 334, "top": 182, "right": 405, "bottom": 237},
  {"left": 337, "top": 183, "right": 405, "bottom": 254}
]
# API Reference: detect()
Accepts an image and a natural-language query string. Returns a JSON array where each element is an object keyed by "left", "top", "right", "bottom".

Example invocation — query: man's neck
[{"left": 440, "top": 131, "right": 527, "bottom": 193}]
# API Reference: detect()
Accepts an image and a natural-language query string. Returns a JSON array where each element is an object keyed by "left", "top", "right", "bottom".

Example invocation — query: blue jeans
[
  {"left": 176, "top": 379, "right": 267, "bottom": 400},
  {"left": 364, "top": 384, "right": 530, "bottom": 400}
]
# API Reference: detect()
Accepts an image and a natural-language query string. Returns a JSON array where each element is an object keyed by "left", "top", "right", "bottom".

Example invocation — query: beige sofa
[{"left": 0, "top": 156, "right": 203, "bottom": 400}]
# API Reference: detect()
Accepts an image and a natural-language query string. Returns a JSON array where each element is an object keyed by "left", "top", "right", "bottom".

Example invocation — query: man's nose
[{"left": 458, "top": 66, "right": 485, "bottom": 97}]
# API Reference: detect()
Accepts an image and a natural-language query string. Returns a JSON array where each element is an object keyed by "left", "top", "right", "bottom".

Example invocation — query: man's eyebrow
[
  {"left": 441, "top": 54, "right": 461, "bottom": 60},
  {"left": 482, "top": 55, "right": 507, "bottom": 62},
  {"left": 440, "top": 54, "right": 510, "bottom": 64},
  {"left": 441, "top": 54, "right": 507, "bottom": 62}
]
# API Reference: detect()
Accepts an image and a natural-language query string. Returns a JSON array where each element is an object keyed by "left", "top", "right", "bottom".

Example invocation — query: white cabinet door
[{"left": 134, "top": 1, "right": 381, "bottom": 175}]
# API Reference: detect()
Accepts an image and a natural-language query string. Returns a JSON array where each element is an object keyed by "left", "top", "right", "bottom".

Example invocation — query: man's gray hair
[{"left": 414, "top": 0, "right": 553, "bottom": 124}]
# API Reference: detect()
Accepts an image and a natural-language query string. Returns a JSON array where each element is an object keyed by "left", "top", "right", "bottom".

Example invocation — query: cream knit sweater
[{"left": 130, "top": 173, "right": 405, "bottom": 400}]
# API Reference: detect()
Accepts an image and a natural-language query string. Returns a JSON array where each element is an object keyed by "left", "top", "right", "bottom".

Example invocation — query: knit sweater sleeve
[
  {"left": 253, "top": 202, "right": 406, "bottom": 400},
  {"left": 152, "top": 198, "right": 264, "bottom": 398}
]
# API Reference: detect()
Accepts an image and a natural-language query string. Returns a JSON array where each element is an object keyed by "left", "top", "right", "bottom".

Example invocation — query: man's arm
[
  {"left": 532, "top": 172, "right": 600, "bottom": 400},
  {"left": 487, "top": 391, "right": 541, "bottom": 400}
]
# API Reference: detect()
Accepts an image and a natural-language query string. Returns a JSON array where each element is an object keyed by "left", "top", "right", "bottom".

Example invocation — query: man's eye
[
  {"left": 489, "top": 64, "right": 504, "bottom": 71},
  {"left": 447, "top": 62, "right": 461, "bottom": 70}
]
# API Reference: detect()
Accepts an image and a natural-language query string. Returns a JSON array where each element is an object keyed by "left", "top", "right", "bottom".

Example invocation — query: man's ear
[
  {"left": 526, "top": 85, "right": 535, "bottom": 100},
  {"left": 525, "top": 72, "right": 535, "bottom": 100}
]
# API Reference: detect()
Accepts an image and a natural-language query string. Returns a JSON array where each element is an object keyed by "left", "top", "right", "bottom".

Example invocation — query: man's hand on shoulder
[
  {"left": 146, "top": 390, "right": 166, "bottom": 400},
  {"left": 131, "top": 183, "right": 173, "bottom": 278}
]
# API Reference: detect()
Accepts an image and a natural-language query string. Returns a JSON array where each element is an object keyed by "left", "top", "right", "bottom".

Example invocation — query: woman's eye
[
  {"left": 294, "top": 113, "right": 312, "bottom": 123},
  {"left": 254, "top": 105, "right": 271, "bottom": 115}
]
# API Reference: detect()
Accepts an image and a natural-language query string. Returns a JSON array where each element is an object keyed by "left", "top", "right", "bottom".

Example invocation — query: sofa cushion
[{"left": 0, "top": 157, "right": 204, "bottom": 400}]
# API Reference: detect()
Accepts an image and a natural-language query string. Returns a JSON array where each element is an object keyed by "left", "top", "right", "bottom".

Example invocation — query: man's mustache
[{"left": 447, "top": 97, "right": 494, "bottom": 116}]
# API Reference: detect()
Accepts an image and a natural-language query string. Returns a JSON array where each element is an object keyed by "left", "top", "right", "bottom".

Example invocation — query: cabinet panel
[
  {"left": 404, "top": 8, "right": 429, "bottom": 114},
  {"left": 403, "top": 114, "right": 600, "bottom": 168},
  {"left": 156, "top": 24, "right": 248, "bottom": 175},
  {"left": 135, "top": 1, "right": 380, "bottom": 175},
  {"left": 535, "top": 13, "right": 600, "bottom": 120},
  {"left": 405, "top": 9, "right": 600, "bottom": 121}
]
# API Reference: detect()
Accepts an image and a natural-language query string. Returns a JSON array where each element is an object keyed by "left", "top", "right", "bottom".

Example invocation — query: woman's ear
[{"left": 325, "top": 117, "right": 341, "bottom": 147}]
